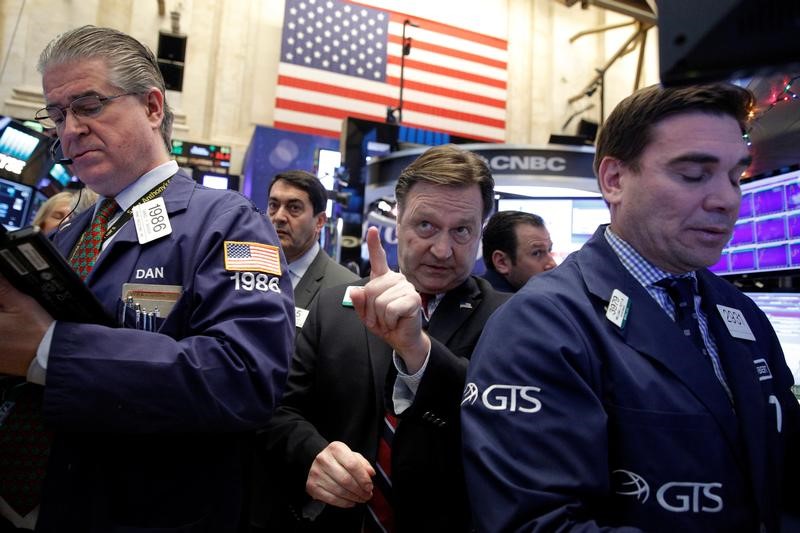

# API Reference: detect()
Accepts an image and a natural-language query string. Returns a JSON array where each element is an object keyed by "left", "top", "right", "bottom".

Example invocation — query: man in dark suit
[
  {"left": 462, "top": 83, "right": 800, "bottom": 532},
  {"left": 267, "top": 170, "right": 358, "bottom": 326},
  {"left": 481, "top": 210, "right": 556, "bottom": 292},
  {"left": 250, "top": 171, "right": 359, "bottom": 530},
  {"left": 257, "top": 145, "right": 508, "bottom": 532}
]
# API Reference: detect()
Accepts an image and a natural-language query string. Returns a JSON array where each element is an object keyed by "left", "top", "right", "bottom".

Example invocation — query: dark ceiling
[
  {"left": 557, "top": 0, "right": 800, "bottom": 179},
  {"left": 743, "top": 74, "right": 800, "bottom": 179}
]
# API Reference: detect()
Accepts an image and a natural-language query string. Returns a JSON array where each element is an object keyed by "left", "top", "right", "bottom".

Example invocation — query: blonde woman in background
[{"left": 32, "top": 188, "right": 98, "bottom": 233}]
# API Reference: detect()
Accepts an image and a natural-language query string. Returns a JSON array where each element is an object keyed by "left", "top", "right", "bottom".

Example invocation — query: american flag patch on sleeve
[{"left": 224, "top": 241, "right": 282, "bottom": 276}]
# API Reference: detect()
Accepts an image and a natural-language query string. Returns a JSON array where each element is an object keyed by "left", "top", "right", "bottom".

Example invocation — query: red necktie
[
  {"left": 69, "top": 198, "right": 118, "bottom": 281},
  {"left": 365, "top": 412, "right": 397, "bottom": 532},
  {"left": 419, "top": 292, "right": 433, "bottom": 327}
]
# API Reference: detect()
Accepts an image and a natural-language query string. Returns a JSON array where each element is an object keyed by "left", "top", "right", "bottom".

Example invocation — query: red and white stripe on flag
[{"left": 274, "top": 0, "right": 507, "bottom": 142}]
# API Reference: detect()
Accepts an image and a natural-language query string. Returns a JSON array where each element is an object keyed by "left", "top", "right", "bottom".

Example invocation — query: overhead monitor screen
[
  {"left": 201, "top": 173, "right": 230, "bottom": 190},
  {"left": 0, "top": 176, "right": 34, "bottom": 230},
  {"left": 712, "top": 171, "right": 800, "bottom": 276},
  {"left": 0, "top": 124, "right": 42, "bottom": 176},
  {"left": 744, "top": 292, "right": 800, "bottom": 395},
  {"left": 497, "top": 197, "right": 610, "bottom": 264},
  {"left": 317, "top": 148, "right": 341, "bottom": 217},
  {"left": 49, "top": 163, "right": 72, "bottom": 187}
]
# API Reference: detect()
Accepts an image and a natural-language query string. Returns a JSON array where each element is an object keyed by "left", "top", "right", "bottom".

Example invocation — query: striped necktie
[
  {"left": 657, "top": 276, "right": 734, "bottom": 402},
  {"left": 365, "top": 412, "right": 397, "bottom": 532},
  {"left": 419, "top": 292, "right": 433, "bottom": 328},
  {"left": 69, "top": 198, "right": 118, "bottom": 281},
  {"left": 656, "top": 277, "right": 705, "bottom": 352}
]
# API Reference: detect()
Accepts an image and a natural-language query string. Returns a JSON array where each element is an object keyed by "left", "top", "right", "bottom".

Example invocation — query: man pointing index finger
[{"left": 257, "top": 145, "right": 509, "bottom": 532}]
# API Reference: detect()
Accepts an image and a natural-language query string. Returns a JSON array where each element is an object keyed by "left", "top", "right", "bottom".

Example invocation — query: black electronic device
[
  {"left": 157, "top": 32, "right": 187, "bottom": 62},
  {"left": 658, "top": 0, "right": 800, "bottom": 86},
  {"left": 0, "top": 224, "right": 115, "bottom": 326},
  {"left": 157, "top": 32, "right": 187, "bottom": 92}
]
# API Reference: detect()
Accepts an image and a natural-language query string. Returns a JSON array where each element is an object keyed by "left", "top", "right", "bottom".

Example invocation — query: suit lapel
[
  {"left": 54, "top": 208, "right": 92, "bottom": 261},
  {"left": 342, "top": 278, "right": 392, "bottom": 413},
  {"left": 579, "top": 228, "right": 741, "bottom": 455},
  {"left": 426, "top": 277, "right": 482, "bottom": 344},
  {"left": 366, "top": 321, "right": 394, "bottom": 411},
  {"left": 293, "top": 250, "right": 325, "bottom": 310},
  {"left": 698, "top": 272, "right": 769, "bottom": 511}
]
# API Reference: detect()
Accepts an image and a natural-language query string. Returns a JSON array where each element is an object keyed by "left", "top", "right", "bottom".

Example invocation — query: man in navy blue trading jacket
[
  {"left": 462, "top": 83, "right": 800, "bottom": 532},
  {"left": 0, "top": 26, "right": 294, "bottom": 532}
]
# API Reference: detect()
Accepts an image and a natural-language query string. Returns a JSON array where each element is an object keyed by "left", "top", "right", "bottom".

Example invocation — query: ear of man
[
  {"left": 597, "top": 156, "right": 625, "bottom": 206},
  {"left": 314, "top": 211, "right": 327, "bottom": 237},
  {"left": 492, "top": 249, "right": 513, "bottom": 275}
]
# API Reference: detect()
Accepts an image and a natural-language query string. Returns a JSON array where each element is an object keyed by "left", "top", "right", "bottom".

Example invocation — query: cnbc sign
[{"left": 479, "top": 147, "right": 594, "bottom": 178}]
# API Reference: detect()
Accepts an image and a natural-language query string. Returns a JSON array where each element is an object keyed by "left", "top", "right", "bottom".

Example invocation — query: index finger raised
[{"left": 366, "top": 226, "right": 390, "bottom": 278}]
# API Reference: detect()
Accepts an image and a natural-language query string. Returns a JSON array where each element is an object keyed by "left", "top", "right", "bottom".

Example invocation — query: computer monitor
[
  {"left": 49, "top": 163, "right": 72, "bottom": 187},
  {"left": 316, "top": 148, "right": 341, "bottom": 217},
  {"left": 712, "top": 170, "right": 800, "bottom": 276},
  {"left": 496, "top": 196, "right": 610, "bottom": 264},
  {"left": 743, "top": 292, "right": 800, "bottom": 393},
  {"left": 199, "top": 172, "right": 239, "bottom": 191},
  {"left": 201, "top": 173, "right": 229, "bottom": 190},
  {"left": 0, "top": 121, "right": 44, "bottom": 178},
  {"left": 0, "top": 176, "right": 34, "bottom": 230},
  {"left": 25, "top": 189, "right": 49, "bottom": 226}
]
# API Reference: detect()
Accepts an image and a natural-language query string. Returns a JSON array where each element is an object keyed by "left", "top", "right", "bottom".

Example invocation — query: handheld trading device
[{"left": 0, "top": 224, "right": 114, "bottom": 326}]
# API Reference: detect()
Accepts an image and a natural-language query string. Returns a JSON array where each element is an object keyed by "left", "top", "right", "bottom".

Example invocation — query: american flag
[
  {"left": 275, "top": 0, "right": 507, "bottom": 142},
  {"left": 224, "top": 241, "right": 282, "bottom": 276}
]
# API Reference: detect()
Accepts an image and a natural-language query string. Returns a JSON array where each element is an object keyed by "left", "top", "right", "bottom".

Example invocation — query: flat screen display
[
  {"left": 49, "top": 163, "right": 72, "bottom": 187},
  {"left": 317, "top": 148, "right": 341, "bottom": 217},
  {"left": 744, "top": 292, "right": 800, "bottom": 393},
  {"left": 201, "top": 174, "right": 230, "bottom": 190},
  {"left": 0, "top": 124, "right": 42, "bottom": 176},
  {"left": 712, "top": 170, "right": 800, "bottom": 276},
  {"left": 497, "top": 197, "right": 610, "bottom": 264},
  {"left": 0, "top": 176, "right": 33, "bottom": 230},
  {"left": 26, "top": 190, "right": 48, "bottom": 226}
]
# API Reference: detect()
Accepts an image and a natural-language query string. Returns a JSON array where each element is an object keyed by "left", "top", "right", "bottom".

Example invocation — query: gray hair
[{"left": 37, "top": 25, "right": 173, "bottom": 152}]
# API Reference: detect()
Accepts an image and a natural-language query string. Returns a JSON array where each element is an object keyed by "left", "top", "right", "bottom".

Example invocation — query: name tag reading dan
[
  {"left": 716, "top": 304, "right": 756, "bottom": 341},
  {"left": 133, "top": 197, "right": 172, "bottom": 245}
]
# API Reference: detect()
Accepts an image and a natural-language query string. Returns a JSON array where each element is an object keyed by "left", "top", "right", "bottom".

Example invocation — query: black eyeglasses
[{"left": 34, "top": 93, "right": 137, "bottom": 129}]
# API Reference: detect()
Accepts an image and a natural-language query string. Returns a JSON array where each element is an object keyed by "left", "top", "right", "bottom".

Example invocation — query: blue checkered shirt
[{"left": 604, "top": 227, "right": 733, "bottom": 402}]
